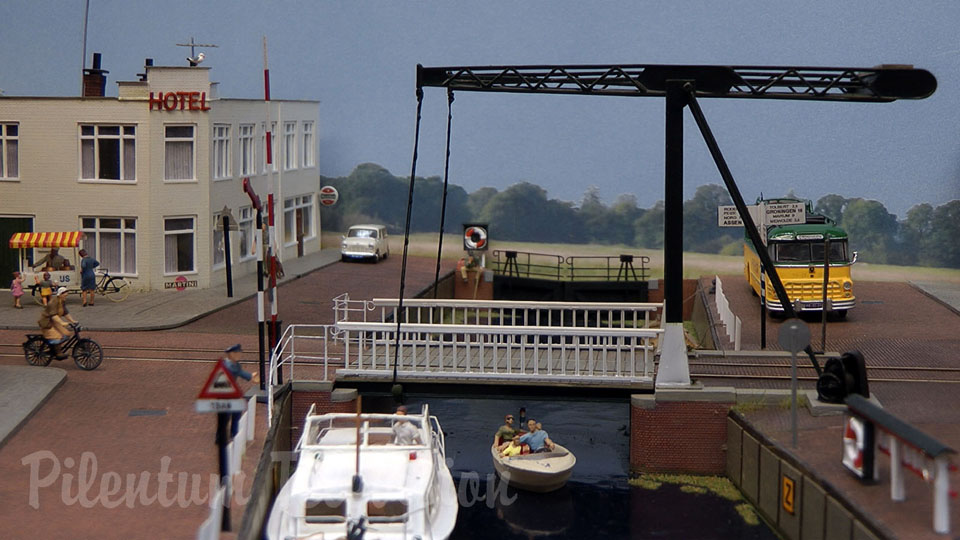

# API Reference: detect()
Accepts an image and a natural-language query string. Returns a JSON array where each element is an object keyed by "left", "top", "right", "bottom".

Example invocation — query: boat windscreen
[
  {"left": 367, "top": 499, "right": 409, "bottom": 523},
  {"left": 304, "top": 498, "right": 346, "bottom": 523}
]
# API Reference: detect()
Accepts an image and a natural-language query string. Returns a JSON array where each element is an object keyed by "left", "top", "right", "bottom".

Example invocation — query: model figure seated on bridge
[{"left": 458, "top": 251, "right": 481, "bottom": 282}]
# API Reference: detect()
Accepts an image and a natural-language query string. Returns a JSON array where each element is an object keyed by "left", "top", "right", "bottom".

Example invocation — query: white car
[{"left": 340, "top": 224, "right": 390, "bottom": 262}]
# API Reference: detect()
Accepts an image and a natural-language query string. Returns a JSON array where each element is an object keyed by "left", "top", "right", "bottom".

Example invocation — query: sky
[{"left": 2, "top": 0, "right": 959, "bottom": 218}]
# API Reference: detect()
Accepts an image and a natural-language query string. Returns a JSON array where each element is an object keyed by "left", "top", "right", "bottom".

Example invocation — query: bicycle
[
  {"left": 94, "top": 268, "right": 131, "bottom": 302},
  {"left": 23, "top": 323, "right": 103, "bottom": 370}
]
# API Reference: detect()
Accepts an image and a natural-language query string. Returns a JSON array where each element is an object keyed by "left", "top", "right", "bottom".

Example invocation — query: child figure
[
  {"left": 36, "top": 271, "right": 53, "bottom": 306},
  {"left": 500, "top": 438, "right": 522, "bottom": 458},
  {"left": 11, "top": 271, "right": 24, "bottom": 309}
]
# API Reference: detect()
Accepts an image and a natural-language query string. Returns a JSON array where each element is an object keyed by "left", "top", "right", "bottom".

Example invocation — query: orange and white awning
[{"left": 8, "top": 232, "right": 84, "bottom": 249}]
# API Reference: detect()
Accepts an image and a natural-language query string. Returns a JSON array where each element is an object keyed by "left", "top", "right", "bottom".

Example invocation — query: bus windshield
[{"left": 772, "top": 240, "right": 847, "bottom": 264}]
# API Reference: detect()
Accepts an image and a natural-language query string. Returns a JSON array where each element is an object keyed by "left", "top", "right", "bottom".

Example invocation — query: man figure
[
  {"left": 38, "top": 287, "right": 78, "bottom": 359},
  {"left": 392, "top": 405, "right": 422, "bottom": 445},
  {"left": 222, "top": 344, "right": 258, "bottom": 437},
  {"left": 33, "top": 248, "right": 66, "bottom": 271},
  {"left": 494, "top": 413, "right": 519, "bottom": 451},
  {"left": 517, "top": 419, "right": 556, "bottom": 453}
]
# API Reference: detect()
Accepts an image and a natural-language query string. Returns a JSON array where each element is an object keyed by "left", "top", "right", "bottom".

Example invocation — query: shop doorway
[{"left": 0, "top": 217, "right": 34, "bottom": 287}]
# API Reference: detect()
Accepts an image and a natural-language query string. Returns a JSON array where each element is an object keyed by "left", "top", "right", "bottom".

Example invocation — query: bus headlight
[{"left": 843, "top": 281, "right": 852, "bottom": 290}]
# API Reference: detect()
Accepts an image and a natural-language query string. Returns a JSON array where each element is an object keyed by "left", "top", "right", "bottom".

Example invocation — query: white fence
[
  {"left": 196, "top": 396, "right": 256, "bottom": 540},
  {"left": 714, "top": 276, "right": 741, "bottom": 351}
]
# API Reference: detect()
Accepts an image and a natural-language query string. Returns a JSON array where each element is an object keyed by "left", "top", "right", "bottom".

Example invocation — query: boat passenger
[
  {"left": 392, "top": 405, "right": 422, "bottom": 445},
  {"left": 494, "top": 414, "right": 519, "bottom": 451},
  {"left": 517, "top": 419, "right": 555, "bottom": 453},
  {"left": 499, "top": 438, "right": 522, "bottom": 458}
]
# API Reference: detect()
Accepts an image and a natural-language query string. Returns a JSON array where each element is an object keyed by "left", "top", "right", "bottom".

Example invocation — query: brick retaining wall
[{"left": 631, "top": 393, "right": 733, "bottom": 474}]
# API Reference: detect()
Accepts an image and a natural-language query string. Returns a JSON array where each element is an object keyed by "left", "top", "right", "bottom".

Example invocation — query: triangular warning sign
[{"left": 198, "top": 359, "right": 244, "bottom": 400}]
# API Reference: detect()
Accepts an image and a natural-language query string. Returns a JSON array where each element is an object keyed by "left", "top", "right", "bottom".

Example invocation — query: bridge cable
[
  {"left": 391, "top": 86, "right": 425, "bottom": 399},
  {"left": 432, "top": 88, "right": 455, "bottom": 298}
]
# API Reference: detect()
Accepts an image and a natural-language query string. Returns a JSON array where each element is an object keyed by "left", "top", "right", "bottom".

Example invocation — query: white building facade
[{"left": 0, "top": 63, "right": 321, "bottom": 291}]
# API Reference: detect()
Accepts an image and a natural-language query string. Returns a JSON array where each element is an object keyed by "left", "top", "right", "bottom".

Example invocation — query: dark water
[{"left": 368, "top": 395, "right": 778, "bottom": 540}]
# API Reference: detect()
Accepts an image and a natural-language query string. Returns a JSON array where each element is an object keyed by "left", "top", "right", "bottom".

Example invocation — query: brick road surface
[
  {"left": 704, "top": 275, "right": 960, "bottom": 540},
  {"left": 0, "top": 256, "right": 451, "bottom": 540}
]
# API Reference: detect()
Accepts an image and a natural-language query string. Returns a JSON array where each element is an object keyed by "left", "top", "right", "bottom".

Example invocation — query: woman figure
[{"left": 79, "top": 249, "right": 100, "bottom": 307}]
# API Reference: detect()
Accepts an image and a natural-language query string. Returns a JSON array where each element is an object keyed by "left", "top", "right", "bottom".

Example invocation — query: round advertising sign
[{"left": 319, "top": 186, "right": 339, "bottom": 207}]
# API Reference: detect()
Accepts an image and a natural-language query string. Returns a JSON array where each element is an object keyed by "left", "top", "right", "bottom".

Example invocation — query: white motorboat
[
  {"left": 490, "top": 443, "right": 576, "bottom": 493},
  {"left": 267, "top": 404, "right": 458, "bottom": 540}
]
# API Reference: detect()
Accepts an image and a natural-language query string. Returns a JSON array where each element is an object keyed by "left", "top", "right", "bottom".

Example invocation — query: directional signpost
[{"left": 717, "top": 200, "right": 806, "bottom": 243}]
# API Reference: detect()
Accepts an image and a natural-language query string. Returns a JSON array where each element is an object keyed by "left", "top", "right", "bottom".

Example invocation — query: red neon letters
[{"left": 148, "top": 92, "right": 212, "bottom": 112}]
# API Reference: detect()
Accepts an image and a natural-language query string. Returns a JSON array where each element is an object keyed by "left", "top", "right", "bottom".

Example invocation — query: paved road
[{"left": 0, "top": 254, "right": 453, "bottom": 539}]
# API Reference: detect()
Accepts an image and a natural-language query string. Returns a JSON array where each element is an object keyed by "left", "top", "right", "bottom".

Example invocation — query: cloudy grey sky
[{"left": 2, "top": 0, "right": 958, "bottom": 217}]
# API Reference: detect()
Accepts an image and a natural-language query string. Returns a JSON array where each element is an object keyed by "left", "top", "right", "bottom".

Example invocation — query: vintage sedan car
[{"left": 340, "top": 224, "right": 390, "bottom": 262}]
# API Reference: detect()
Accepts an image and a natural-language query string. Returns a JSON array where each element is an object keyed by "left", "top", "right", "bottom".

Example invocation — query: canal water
[{"left": 369, "top": 395, "right": 779, "bottom": 540}]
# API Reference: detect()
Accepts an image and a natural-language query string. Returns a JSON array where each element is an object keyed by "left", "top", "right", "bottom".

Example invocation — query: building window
[
  {"left": 283, "top": 121, "right": 297, "bottom": 170},
  {"left": 164, "top": 125, "right": 195, "bottom": 181},
  {"left": 238, "top": 207, "right": 256, "bottom": 260},
  {"left": 80, "top": 217, "right": 136, "bottom": 275},
  {"left": 302, "top": 121, "right": 315, "bottom": 168},
  {"left": 239, "top": 124, "right": 255, "bottom": 176},
  {"left": 283, "top": 195, "right": 314, "bottom": 245},
  {"left": 261, "top": 122, "right": 277, "bottom": 173},
  {"left": 163, "top": 217, "right": 196, "bottom": 274},
  {"left": 213, "top": 124, "right": 231, "bottom": 180},
  {"left": 0, "top": 123, "right": 19, "bottom": 179},
  {"left": 80, "top": 124, "right": 135, "bottom": 181}
]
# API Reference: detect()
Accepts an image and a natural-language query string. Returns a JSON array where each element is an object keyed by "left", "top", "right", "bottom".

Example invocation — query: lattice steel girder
[{"left": 418, "top": 64, "right": 937, "bottom": 102}]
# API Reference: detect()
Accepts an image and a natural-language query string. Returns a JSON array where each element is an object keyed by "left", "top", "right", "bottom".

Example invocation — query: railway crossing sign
[{"left": 195, "top": 359, "right": 247, "bottom": 412}]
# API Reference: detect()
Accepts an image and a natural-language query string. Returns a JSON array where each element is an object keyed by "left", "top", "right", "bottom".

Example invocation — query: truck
[{"left": 743, "top": 198, "right": 856, "bottom": 318}]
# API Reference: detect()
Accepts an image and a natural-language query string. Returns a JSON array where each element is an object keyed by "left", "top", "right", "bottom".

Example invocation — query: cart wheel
[
  {"left": 24, "top": 337, "right": 53, "bottom": 367},
  {"left": 73, "top": 339, "right": 103, "bottom": 370}
]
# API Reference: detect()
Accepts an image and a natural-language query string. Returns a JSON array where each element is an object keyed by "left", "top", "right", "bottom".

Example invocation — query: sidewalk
[{"left": 0, "top": 249, "right": 342, "bottom": 331}]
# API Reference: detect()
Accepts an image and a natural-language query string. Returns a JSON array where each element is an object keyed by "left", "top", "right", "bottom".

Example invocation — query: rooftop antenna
[{"left": 176, "top": 37, "right": 218, "bottom": 66}]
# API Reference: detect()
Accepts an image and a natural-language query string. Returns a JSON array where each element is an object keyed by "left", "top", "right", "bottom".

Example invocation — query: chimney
[
  {"left": 137, "top": 58, "right": 153, "bottom": 82},
  {"left": 82, "top": 52, "right": 109, "bottom": 97}
]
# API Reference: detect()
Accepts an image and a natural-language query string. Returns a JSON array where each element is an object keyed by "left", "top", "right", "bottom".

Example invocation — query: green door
[{"left": 0, "top": 217, "right": 33, "bottom": 288}]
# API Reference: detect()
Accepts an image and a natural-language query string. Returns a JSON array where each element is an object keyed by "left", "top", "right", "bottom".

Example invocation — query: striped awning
[{"left": 8, "top": 231, "right": 84, "bottom": 249}]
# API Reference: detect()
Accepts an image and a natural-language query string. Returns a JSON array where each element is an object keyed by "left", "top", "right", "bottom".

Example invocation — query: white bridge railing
[{"left": 271, "top": 296, "right": 665, "bottom": 425}]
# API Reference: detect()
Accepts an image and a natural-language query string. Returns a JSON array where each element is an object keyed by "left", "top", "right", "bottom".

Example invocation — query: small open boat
[
  {"left": 267, "top": 404, "right": 458, "bottom": 540},
  {"left": 490, "top": 443, "right": 576, "bottom": 493}
]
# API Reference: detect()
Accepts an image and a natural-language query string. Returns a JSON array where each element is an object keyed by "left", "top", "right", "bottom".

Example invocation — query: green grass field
[{"left": 322, "top": 232, "right": 960, "bottom": 283}]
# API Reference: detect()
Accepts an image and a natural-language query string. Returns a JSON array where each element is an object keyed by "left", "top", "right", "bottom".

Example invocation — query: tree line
[{"left": 319, "top": 163, "right": 960, "bottom": 269}]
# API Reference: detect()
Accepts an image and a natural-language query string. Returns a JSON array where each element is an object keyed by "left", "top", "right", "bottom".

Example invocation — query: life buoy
[{"left": 464, "top": 226, "right": 487, "bottom": 250}]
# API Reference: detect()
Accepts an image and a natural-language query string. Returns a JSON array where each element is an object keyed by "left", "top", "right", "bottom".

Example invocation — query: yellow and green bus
[{"left": 744, "top": 199, "right": 856, "bottom": 318}]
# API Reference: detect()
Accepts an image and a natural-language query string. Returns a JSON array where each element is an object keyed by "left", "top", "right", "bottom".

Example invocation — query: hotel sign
[{"left": 148, "top": 91, "right": 212, "bottom": 112}]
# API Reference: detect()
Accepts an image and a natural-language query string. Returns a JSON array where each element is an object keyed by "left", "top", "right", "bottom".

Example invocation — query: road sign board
[
  {"left": 778, "top": 318, "right": 811, "bottom": 353},
  {"left": 196, "top": 399, "right": 247, "bottom": 413},
  {"left": 764, "top": 202, "right": 806, "bottom": 226},
  {"left": 717, "top": 202, "right": 805, "bottom": 227},
  {"left": 197, "top": 359, "right": 244, "bottom": 400}
]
